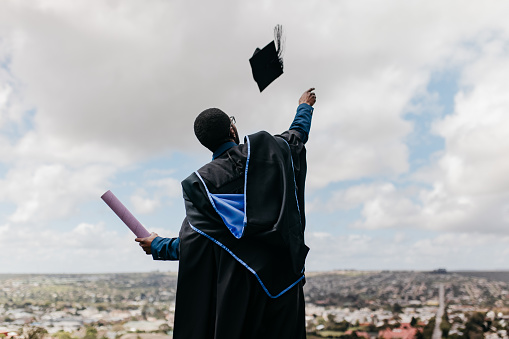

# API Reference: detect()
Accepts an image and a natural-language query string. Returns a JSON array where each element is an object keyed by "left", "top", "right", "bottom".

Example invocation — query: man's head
[{"left": 194, "top": 108, "right": 239, "bottom": 152}]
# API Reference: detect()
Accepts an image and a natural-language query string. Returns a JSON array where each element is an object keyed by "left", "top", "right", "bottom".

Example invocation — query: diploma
[{"left": 101, "top": 190, "right": 151, "bottom": 238}]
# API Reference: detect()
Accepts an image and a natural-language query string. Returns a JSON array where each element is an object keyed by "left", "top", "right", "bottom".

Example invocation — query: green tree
[
  {"left": 422, "top": 317, "right": 435, "bottom": 339},
  {"left": 24, "top": 327, "right": 48, "bottom": 339},
  {"left": 83, "top": 327, "right": 98, "bottom": 339},
  {"left": 54, "top": 331, "right": 74, "bottom": 339},
  {"left": 333, "top": 320, "right": 350, "bottom": 332},
  {"left": 440, "top": 320, "right": 451, "bottom": 337},
  {"left": 440, "top": 311, "right": 451, "bottom": 338},
  {"left": 464, "top": 312, "right": 486, "bottom": 339}
]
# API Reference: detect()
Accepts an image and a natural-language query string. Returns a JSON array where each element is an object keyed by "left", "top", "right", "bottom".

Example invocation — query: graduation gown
[{"left": 173, "top": 130, "right": 309, "bottom": 339}]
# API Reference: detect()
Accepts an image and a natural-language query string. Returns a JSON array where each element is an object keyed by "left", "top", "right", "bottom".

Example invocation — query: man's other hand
[
  {"left": 299, "top": 88, "right": 316, "bottom": 107},
  {"left": 135, "top": 232, "right": 158, "bottom": 255}
]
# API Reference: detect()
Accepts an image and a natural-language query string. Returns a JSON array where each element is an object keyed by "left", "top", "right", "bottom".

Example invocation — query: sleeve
[
  {"left": 151, "top": 236, "right": 180, "bottom": 261},
  {"left": 289, "top": 103, "right": 314, "bottom": 143},
  {"left": 277, "top": 129, "right": 307, "bottom": 232}
]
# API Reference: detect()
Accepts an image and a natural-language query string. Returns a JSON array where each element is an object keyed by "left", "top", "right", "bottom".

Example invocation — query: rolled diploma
[{"left": 101, "top": 190, "right": 151, "bottom": 238}]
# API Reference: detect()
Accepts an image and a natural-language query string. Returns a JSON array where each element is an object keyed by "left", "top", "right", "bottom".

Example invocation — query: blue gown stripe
[
  {"left": 189, "top": 221, "right": 305, "bottom": 298},
  {"left": 243, "top": 135, "right": 251, "bottom": 225}
]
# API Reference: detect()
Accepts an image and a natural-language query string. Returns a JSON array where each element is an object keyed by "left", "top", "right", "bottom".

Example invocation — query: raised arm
[{"left": 289, "top": 88, "right": 316, "bottom": 143}]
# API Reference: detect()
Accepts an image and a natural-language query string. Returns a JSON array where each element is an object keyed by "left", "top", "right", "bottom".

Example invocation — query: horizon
[{"left": 2, "top": 268, "right": 509, "bottom": 276}]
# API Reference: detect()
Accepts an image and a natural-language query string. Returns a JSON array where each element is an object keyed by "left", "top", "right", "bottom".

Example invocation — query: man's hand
[
  {"left": 299, "top": 88, "right": 316, "bottom": 107},
  {"left": 135, "top": 232, "right": 158, "bottom": 255}
]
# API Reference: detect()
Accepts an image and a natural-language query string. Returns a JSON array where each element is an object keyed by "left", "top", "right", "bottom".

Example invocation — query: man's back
[{"left": 173, "top": 130, "right": 308, "bottom": 339}]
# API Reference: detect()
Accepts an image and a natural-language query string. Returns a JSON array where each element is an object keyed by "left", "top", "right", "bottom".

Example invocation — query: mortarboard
[{"left": 249, "top": 25, "right": 284, "bottom": 92}]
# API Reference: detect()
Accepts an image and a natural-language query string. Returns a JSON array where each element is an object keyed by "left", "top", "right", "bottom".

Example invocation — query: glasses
[{"left": 229, "top": 116, "right": 236, "bottom": 125}]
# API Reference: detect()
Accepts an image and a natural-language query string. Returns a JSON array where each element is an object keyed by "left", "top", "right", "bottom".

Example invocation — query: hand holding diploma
[{"left": 135, "top": 232, "right": 158, "bottom": 255}]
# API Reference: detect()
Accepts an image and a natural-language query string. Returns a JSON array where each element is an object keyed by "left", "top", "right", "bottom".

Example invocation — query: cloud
[
  {"left": 2, "top": 0, "right": 508, "bottom": 187},
  {"left": 130, "top": 175, "right": 182, "bottom": 214},
  {"left": 432, "top": 39, "right": 509, "bottom": 196},
  {"left": 131, "top": 189, "right": 161, "bottom": 215},
  {"left": 301, "top": 1, "right": 509, "bottom": 188},
  {"left": 0, "top": 221, "right": 179, "bottom": 273},
  {"left": 307, "top": 21, "right": 509, "bottom": 235},
  {"left": 306, "top": 231, "right": 509, "bottom": 271},
  {"left": 0, "top": 163, "right": 115, "bottom": 223},
  {"left": 318, "top": 180, "right": 509, "bottom": 234}
]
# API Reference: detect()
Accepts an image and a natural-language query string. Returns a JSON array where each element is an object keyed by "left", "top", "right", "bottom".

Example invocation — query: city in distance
[{"left": 1, "top": 270, "right": 508, "bottom": 339}]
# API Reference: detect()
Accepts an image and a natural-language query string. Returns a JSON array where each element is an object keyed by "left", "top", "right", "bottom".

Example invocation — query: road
[{"left": 432, "top": 283, "right": 445, "bottom": 339}]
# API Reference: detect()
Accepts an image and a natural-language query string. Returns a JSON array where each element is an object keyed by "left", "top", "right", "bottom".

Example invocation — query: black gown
[{"left": 173, "top": 130, "right": 309, "bottom": 339}]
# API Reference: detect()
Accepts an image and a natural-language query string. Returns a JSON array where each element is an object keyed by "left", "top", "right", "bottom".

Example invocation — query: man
[{"left": 136, "top": 88, "right": 316, "bottom": 339}]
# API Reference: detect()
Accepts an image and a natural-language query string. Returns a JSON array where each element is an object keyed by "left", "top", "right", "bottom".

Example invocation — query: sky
[{"left": 1, "top": 0, "right": 509, "bottom": 273}]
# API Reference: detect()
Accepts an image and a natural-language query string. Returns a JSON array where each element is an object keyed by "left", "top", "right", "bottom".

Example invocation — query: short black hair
[{"left": 194, "top": 108, "right": 231, "bottom": 152}]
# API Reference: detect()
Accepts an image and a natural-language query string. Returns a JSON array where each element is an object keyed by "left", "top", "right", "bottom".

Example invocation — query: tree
[
  {"left": 83, "top": 327, "right": 98, "bottom": 339},
  {"left": 440, "top": 319, "right": 451, "bottom": 337},
  {"left": 54, "top": 331, "right": 75, "bottom": 339},
  {"left": 464, "top": 312, "right": 486, "bottom": 339},
  {"left": 440, "top": 311, "right": 451, "bottom": 338},
  {"left": 422, "top": 317, "right": 435, "bottom": 339},
  {"left": 23, "top": 327, "right": 47, "bottom": 339}
]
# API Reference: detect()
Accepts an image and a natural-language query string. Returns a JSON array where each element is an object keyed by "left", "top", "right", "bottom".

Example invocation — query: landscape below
[{"left": 1, "top": 270, "right": 508, "bottom": 339}]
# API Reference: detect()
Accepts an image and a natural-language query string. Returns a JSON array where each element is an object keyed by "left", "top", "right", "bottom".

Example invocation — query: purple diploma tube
[{"left": 101, "top": 190, "right": 151, "bottom": 238}]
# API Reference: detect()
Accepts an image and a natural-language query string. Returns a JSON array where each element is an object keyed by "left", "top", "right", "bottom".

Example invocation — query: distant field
[{"left": 453, "top": 271, "right": 509, "bottom": 283}]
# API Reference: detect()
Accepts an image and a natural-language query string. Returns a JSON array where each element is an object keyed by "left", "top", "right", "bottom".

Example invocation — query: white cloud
[
  {"left": 131, "top": 189, "right": 160, "bottom": 215},
  {"left": 0, "top": 163, "right": 115, "bottom": 223},
  {"left": 148, "top": 177, "right": 182, "bottom": 198},
  {"left": 433, "top": 39, "right": 509, "bottom": 196},
  {"left": 306, "top": 231, "right": 509, "bottom": 271},
  {"left": 0, "top": 221, "right": 179, "bottom": 273},
  {"left": 308, "top": 23, "right": 509, "bottom": 235},
  {"left": 319, "top": 180, "right": 509, "bottom": 233},
  {"left": 130, "top": 176, "right": 182, "bottom": 214},
  {"left": 2, "top": 0, "right": 508, "bottom": 188}
]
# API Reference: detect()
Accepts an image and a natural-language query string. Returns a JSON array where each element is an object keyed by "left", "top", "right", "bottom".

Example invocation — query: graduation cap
[{"left": 249, "top": 25, "right": 284, "bottom": 92}]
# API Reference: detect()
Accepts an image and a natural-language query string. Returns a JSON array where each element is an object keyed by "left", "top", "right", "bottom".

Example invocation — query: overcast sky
[{"left": 1, "top": 0, "right": 509, "bottom": 273}]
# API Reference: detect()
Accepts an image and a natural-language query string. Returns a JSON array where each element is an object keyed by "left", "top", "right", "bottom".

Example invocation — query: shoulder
[
  {"left": 246, "top": 130, "right": 289, "bottom": 153},
  {"left": 184, "top": 143, "right": 248, "bottom": 195}
]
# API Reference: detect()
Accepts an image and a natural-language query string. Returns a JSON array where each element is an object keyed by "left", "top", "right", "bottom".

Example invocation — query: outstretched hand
[
  {"left": 299, "top": 88, "right": 316, "bottom": 107},
  {"left": 135, "top": 232, "right": 158, "bottom": 255}
]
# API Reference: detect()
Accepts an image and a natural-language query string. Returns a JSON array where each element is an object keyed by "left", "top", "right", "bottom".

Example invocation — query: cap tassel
[{"left": 274, "top": 24, "right": 284, "bottom": 71}]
